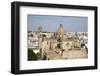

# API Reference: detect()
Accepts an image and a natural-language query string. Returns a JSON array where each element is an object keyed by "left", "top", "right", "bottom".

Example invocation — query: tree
[
  {"left": 28, "top": 48, "right": 37, "bottom": 61},
  {"left": 36, "top": 53, "right": 41, "bottom": 60}
]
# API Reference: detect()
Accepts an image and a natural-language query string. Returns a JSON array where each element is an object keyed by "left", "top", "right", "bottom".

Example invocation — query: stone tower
[
  {"left": 57, "top": 24, "right": 65, "bottom": 49},
  {"left": 57, "top": 24, "right": 64, "bottom": 35}
]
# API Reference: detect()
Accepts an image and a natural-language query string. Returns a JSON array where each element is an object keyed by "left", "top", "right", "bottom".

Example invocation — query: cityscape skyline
[{"left": 28, "top": 15, "right": 88, "bottom": 32}]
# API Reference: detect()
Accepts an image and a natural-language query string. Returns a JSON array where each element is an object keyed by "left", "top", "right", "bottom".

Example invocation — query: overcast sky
[{"left": 28, "top": 15, "right": 88, "bottom": 32}]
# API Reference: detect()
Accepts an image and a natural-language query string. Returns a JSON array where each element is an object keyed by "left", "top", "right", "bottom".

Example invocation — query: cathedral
[{"left": 35, "top": 24, "right": 88, "bottom": 60}]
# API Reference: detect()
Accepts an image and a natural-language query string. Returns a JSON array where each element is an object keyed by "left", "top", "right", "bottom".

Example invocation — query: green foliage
[
  {"left": 36, "top": 53, "right": 41, "bottom": 60},
  {"left": 28, "top": 48, "right": 37, "bottom": 61}
]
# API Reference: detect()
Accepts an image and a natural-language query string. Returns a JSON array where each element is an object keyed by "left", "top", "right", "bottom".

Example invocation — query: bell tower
[
  {"left": 57, "top": 24, "right": 65, "bottom": 38},
  {"left": 57, "top": 24, "right": 65, "bottom": 49}
]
